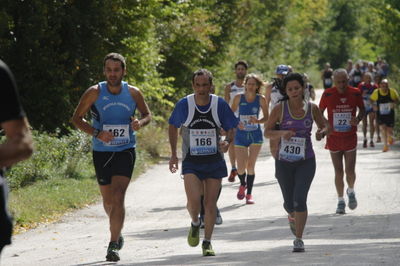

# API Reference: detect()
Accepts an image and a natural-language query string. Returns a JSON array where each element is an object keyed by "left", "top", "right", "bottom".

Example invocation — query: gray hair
[{"left": 333, "top": 68, "right": 349, "bottom": 78}]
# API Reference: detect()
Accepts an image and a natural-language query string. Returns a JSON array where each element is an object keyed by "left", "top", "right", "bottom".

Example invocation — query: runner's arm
[
  {"left": 224, "top": 84, "right": 231, "bottom": 103},
  {"left": 264, "top": 104, "right": 294, "bottom": 140},
  {"left": 0, "top": 118, "right": 33, "bottom": 168},
  {"left": 130, "top": 86, "right": 152, "bottom": 130},
  {"left": 256, "top": 95, "right": 269, "bottom": 124},
  {"left": 312, "top": 103, "right": 330, "bottom": 140},
  {"left": 168, "top": 124, "right": 179, "bottom": 173}
]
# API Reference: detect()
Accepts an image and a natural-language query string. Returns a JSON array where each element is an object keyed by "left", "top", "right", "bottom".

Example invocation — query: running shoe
[
  {"left": 199, "top": 215, "right": 204, "bottom": 229},
  {"left": 245, "top": 194, "right": 255, "bottom": 204},
  {"left": 363, "top": 139, "right": 367, "bottom": 148},
  {"left": 106, "top": 241, "right": 120, "bottom": 262},
  {"left": 383, "top": 145, "right": 389, "bottom": 152},
  {"left": 388, "top": 136, "right": 394, "bottom": 145},
  {"left": 237, "top": 185, "right": 246, "bottom": 200},
  {"left": 215, "top": 209, "right": 223, "bottom": 225},
  {"left": 369, "top": 140, "right": 375, "bottom": 147},
  {"left": 118, "top": 235, "right": 124, "bottom": 250},
  {"left": 187, "top": 223, "right": 200, "bottom": 247},
  {"left": 228, "top": 168, "right": 237, "bottom": 182},
  {"left": 347, "top": 191, "right": 358, "bottom": 210},
  {"left": 293, "top": 239, "right": 305, "bottom": 252},
  {"left": 202, "top": 241, "right": 215, "bottom": 256},
  {"left": 336, "top": 201, "right": 346, "bottom": 214},
  {"left": 288, "top": 215, "right": 296, "bottom": 236},
  {"left": 377, "top": 136, "right": 382, "bottom": 143}
]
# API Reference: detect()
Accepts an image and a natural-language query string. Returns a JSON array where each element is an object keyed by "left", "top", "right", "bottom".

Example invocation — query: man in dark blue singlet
[{"left": 169, "top": 69, "right": 238, "bottom": 256}]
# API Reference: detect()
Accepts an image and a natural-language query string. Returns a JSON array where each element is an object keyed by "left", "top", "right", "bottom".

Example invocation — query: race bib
[
  {"left": 379, "top": 103, "right": 391, "bottom": 115},
  {"left": 324, "top": 78, "right": 332, "bottom": 87},
  {"left": 103, "top": 124, "right": 130, "bottom": 146},
  {"left": 354, "top": 76, "right": 361, "bottom": 83},
  {"left": 189, "top": 129, "right": 217, "bottom": 156},
  {"left": 279, "top": 137, "right": 306, "bottom": 162},
  {"left": 240, "top": 114, "right": 258, "bottom": 131},
  {"left": 333, "top": 112, "right": 352, "bottom": 132}
]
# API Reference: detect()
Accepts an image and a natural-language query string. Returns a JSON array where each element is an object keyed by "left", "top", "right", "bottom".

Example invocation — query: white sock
[
  {"left": 347, "top": 188, "right": 354, "bottom": 194},
  {"left": 192, "top": 220, "right": 200, "bottom": 226},
  {"left": 338, "top": 197, "right": 345, "bottom": 202}
]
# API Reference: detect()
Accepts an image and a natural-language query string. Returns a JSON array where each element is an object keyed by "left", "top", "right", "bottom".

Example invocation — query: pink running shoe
[
  {"left": 246, "top": 194, "right": 254, "bottom": 204},
  {"left": 237, "top": 185, "right": 246, "bottom": 200}
]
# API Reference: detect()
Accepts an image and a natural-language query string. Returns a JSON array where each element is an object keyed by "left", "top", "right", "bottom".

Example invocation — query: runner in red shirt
[{"left": 319, "top": 69, "right": 365, "bottom": 215}]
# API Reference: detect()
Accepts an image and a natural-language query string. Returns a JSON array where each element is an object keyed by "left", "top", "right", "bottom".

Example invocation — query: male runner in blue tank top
[
  {"left": 169, "top": 69, "right": 238, "bottom": 256},
  {"left": 72, "top": 53, "right": 151, "bottom": 262}
]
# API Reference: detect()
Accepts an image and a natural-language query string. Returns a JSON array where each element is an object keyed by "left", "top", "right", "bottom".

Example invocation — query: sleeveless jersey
[
  {"left": 270, "top": 83, "right": 285, "bottom": 110},
  {"left": 376, "top": 89, "right": 394, "bottom": 116},
  {"left": 91, "top": 81, "right": 137, "bottom": 151},
  {"left": 229, "top": 81, "right": 245, "bottom": 105},
  {"left": 278, "top": 102, "right": 314, "bottom": 162},
  {"left": 180, "top": 94, "right": 223, "bottom": 163},
  {"left": 238, "top": 94, "right": 261, "bottom": 132}
]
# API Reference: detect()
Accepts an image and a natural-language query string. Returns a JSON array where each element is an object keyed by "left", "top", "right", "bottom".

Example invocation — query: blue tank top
[
  {"left": 91, "top": 81, "right": 137, "bottom": 151},
  {"left": 238, "top": 94, "right": 261, "bottom": 132},
  {"left": 278, "top": 101, "right": 314, "bottom": 162}
]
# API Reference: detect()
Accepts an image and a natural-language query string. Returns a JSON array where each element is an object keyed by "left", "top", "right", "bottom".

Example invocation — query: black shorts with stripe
[{"left": 92, "top": 148, "right": 136, "bottom": 185}]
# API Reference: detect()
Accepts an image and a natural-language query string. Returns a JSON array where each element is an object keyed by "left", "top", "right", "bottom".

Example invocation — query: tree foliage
[{"left": 0, "top": 0, "right": 398, "bottom": 132}]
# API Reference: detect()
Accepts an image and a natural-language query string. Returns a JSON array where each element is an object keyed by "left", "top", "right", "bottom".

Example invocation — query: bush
[{"left": 6, "top": 130, "right": 93, "bottom": 190}]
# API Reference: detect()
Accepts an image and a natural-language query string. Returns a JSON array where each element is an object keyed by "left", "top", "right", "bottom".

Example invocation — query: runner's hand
[
  {"left": 219, "top": 140, "right": 230, "bottom": 153},
  {"left": 169, "top": 156, "right": 179, "bottom": 173},
  {"left": 238, "top": 121, "right": 245, "bottom": 130},
  {"left": 249, "top": 116, "right": 258, "bottom": 124},
  {"left": 131, "top": 116, "right": 141, "bottom": 131},
  {"left": 315, "top": 128, "right": 325, "bottom": 141},
  {"left": 350, "top": 116, "right": 359, "bottom": 126},
  {"left": 282, "top": 130, "right": 295, "bottom": 141},
  {"left": 97, "top": 130, "right": 114, "bottom": 143}
]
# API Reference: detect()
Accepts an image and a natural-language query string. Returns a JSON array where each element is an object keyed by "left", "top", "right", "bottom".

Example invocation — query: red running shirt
[{"left": 319, "top": 86, "right": 364, "bottom": 137}]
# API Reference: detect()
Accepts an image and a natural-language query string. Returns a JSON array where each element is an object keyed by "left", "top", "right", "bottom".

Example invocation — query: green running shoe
[
  {"left": 187, "top": 223, "right": 200, "bottom": 247},
  {"left": 202, "top": 241, "right": 215, "bottom": 256},
  {"left": 106, "top": 241, "right": 120, "bottom": 262},
  {"left": 118, "top": 235, "right": 124, "bottom": 250}
]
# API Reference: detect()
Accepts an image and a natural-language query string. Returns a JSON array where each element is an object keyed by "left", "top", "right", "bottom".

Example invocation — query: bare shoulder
[
  {"left": 128, "top": 85, "right": 143, "bottom": 98},
  {"left": 81, "top": 85, "right": 100, "bottom": 101}
]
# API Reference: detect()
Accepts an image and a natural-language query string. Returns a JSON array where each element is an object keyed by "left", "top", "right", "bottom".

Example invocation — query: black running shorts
[{"left": 92, "top": 148, "right": 136, "bottom": 185}]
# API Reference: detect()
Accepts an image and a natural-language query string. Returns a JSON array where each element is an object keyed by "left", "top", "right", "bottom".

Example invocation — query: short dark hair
[
  {"left": 235, "top": 60, "right": 248, "bottom": 70},
  {"left": 192, "top": 68, "right": 213, "bottom": 85},
  {"left": 103, "top": 53, "right": 126, "bottom": 69}
]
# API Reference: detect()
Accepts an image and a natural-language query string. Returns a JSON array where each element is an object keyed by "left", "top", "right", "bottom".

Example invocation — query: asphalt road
[{"left": 2, "top": 91, "right": 400, "bottom": 266}]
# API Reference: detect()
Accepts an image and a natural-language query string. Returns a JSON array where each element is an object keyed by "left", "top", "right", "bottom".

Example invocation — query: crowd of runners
[
  {"left": 170, "top": 58, "right": 398, "bottom": 257},
  {"left": 1, "top": 54, "right": 398, "bottom": 262}
]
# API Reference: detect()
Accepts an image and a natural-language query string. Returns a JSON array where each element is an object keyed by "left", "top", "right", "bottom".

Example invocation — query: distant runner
[
  {"left": 224, "top": 60, "right": 248, "bottom": 182},
  {"left": 370, "top": 79, "right": 399, "bottom": 152},
  {"left": 231, "top": 73, "right": 268, "bottom": 204},
  {"left": 319, "top": 69, "right": 365, "bottom": 215}
]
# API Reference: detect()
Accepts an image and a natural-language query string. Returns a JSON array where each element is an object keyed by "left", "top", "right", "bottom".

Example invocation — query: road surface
[{"left": 2, "top": 90, "right": 400, "bottom": 265}]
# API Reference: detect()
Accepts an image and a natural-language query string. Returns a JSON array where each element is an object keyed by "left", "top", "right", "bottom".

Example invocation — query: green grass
[
  {"left": 7, "top": 124, "right": 167, "bottom": 233},
  {"left": 9, "top": 178, "right": 100, "bottom": 231}
]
